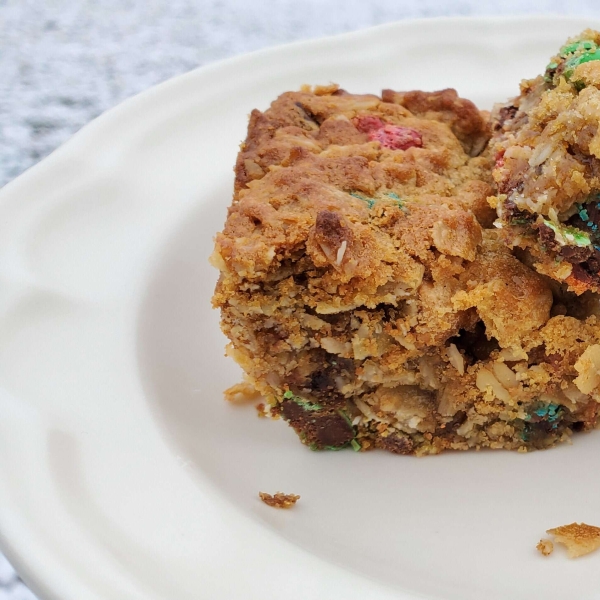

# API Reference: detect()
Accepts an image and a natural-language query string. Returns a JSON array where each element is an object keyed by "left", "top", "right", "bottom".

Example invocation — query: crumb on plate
[
  {"left": 256, "top": 403, "right": 267, "bottom": 417},
  {"left": 537, "top": 539, "right": 554, "bottom": 556},
  {"left": 259, "top": 491, "right": 300, "bottom": 508},
  {"left": 223, "top": 380, "right": 261, "bottom": 403},
  {"left": 546, "top": 522, "right": 600, "bottom": 558}
]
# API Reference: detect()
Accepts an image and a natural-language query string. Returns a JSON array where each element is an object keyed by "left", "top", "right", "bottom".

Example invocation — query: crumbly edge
[
  {"left": 491, "top": 30, "right": 600, "bottom": 294},
  {"left": 214, "top": 86, "right": 600, "bottom": 455}
]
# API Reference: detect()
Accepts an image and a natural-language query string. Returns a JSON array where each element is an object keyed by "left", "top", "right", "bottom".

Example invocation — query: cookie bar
[
  {"left": 491, "top": 29, "right": 600, "bottom": 294},
  {"left": 212, "top": 85, "right": 600, "bottom": 455}
]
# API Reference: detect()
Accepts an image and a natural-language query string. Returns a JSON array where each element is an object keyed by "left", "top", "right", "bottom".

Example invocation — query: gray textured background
[{"left": 1, "top": 1, "right": 600, "bottom": 598}]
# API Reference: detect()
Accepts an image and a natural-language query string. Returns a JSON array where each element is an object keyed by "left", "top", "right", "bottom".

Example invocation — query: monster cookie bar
[
  {"left": 212, "top": 85, "right": 600, "bottom": 455},
  {"left": 492, "top": 30, "right": 600, "bottom": 294}
]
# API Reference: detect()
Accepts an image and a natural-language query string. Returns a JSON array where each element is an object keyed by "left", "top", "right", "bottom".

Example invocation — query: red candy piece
[
  {"left": 353, "top": 116, "right": 423, "bottom": 150},
  {"left": 495, "top": 149, "right": 505, "bottom": 169},
  {"left": 369, "top": 125, "right": 423, "bottom": 150},
  {"left": 353, "top": 116, "right": 385, "bottom": 133}
]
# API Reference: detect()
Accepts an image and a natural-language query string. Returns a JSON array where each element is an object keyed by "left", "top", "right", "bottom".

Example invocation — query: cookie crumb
[
  {"left": 256, "top": 403, "right": 267, "bottom": 417},
  {"left": 537, "top": 539, "right": 554, "bottom": 556},
  {"left": 224, "top": 381, "right": 261, "bottom": 403},
  {"left": 547, "top": 523, "right": 600, "bottom": 558},
  {"left": 259, "top": 492, "right": 300, "bottom": 508}
]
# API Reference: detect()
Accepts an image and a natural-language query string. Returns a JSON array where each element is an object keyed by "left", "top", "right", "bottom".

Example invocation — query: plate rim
[
  {"left": 2, "top": 14, "right": 600, "bottom": 600},
  {"left": 0, "top": 12, "right": 581, "bottom": 198}
]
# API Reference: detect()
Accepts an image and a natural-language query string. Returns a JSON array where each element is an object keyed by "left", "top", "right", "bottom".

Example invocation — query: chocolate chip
[
  {"left": 437, "top": 410, "right": 467, "bottom": 435},
  {"left": 281, "top": 398, "right": 307, "bottom": 422},
  {"left": 527, "top": 344, "right": 547, "bottom": 366},
  {"left": 280, "top": 399, "right": 354, "bottom": 449},
  {"left": 570, "top": 263, "right": 600, "bottom": 288},
  {"left": 449, "top": 322, "right": 500, "bottom": 363},
  {"left": 495, "top": 105, "right": 518, "bottom": 130},
  {"left": 536, "top": 223, "right": 560, "bottom": 252},
  {"left": 375, "top": 432, "right": 414, "bottom": 455},
  {"left": 560, "top": 244, "right": 594, "bottom": 263},
  {"left": 314, "top": 414, "right": 355, "bottom": 447},
  {"left": 309, "top": 370, "right": 336, "bottom": 392},
  {"left": 294, "top": 102, "right": 321, "bottom": 126}
]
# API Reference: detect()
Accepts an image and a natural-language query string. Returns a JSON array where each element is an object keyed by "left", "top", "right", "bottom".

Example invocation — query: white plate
[{"left": 1, "top": 15, "right": 600, "bottom": 600}]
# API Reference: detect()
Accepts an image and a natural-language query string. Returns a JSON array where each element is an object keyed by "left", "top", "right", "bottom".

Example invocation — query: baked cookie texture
[
  {"left": 212, "top": 84, "right": 600, "bottom": 456},
  {"left": 491, "top": 29, "right": 600, "bottom": 295}
]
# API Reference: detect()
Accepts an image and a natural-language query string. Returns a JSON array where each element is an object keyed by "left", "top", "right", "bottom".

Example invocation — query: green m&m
[
  {"left": 560, "top": 39, "right": 597, "bottom": 56},
  {"left": 564, "top": 46, "right": 600, "bottom": 80}
]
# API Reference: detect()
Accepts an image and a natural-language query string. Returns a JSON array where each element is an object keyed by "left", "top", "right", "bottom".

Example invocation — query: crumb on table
[
  {"left": 259, "top": 491, "right": 300, "bottom": 508},
  {"left": 537, "top": 539, "right": 554, "bottom": 556},
  {"left": 546, "top": 523, "right": 600, "bottom": 558}
]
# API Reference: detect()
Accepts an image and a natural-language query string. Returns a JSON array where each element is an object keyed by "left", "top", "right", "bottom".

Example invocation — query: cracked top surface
[
  {"left": 212, "top": 85, "right": 560, "bottom": 353},
  {"left": 214, "top": 85, "right": 497, "bottom": 305}
]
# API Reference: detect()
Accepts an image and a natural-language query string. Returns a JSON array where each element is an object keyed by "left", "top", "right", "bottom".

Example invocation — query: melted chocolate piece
[
  {"left": 537, "top": 223, "right": 560, "bottom": 252},
  {"left": 281, "top": 399, "right": 354, "bottom": 449},
  {"left": 450, "top": 322, "right": 500, "bottom": 363},
  {"left": 375, "top": 432, "right": 414, "bottom": 455},
  {"left": 498, "top": 178, "right": 524, "bottom": 197},
  {"left": 527, "top": 344, "right": 547, "bottom": 366},
  {"left": 435, "top": 410, "right": 467, "bottom": 436},
  {"left": 584, "top": 251, "right": 600, "bottom": 273},
  {"left": 522, "top": 420, "right": 558, "bottom": 448},
  {"left": 504, "top": 200, "right": 533, "bottom": 225},
  {"left": 570, "top": 263, "right": 600, "bottom": 288},
  {"left": 560, "top": 244, "right": 594, "bottom": 263},
  {"left": 307, "top": 358, "right": 355, "bottom": 403},
  {"left": 293, "top": 101, "right": 321, "bottom": 126},
  {"left": 314, "top": 414, "right": 355, "bottom": 447},
  {"left": 494, "top": 105, "right": 518, "bottom": 131},
  {"left": 309, "top": 369, "right": 337, "bottom": 393}
]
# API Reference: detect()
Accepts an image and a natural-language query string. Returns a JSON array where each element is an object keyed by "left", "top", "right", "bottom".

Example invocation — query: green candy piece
[
  {"left": 349, "top": 191, "right": 375, "bottom": 209},
  {"left": 310, "top": 443, "right": 348, "bottom": 451},
  {"left": 282, "top": 390, "right": 322, "bottom": 411},
  {"left": 544, "top": 62, "right": 559, "bottom": 84},
  {"left": 564, "top": 48, "right": 600, "bottom": 80},
  {"left": 542, "top": 218, "right": 591, "bottom": 247},
  {"left": 530, "top": 403, "right": 561, "bottom": 422},
  {"left": 560, "top": 40, "right": 596, "bottom": 56},
  {"left": 384, "top": 191, "right": 407, "bottom": 211}
]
